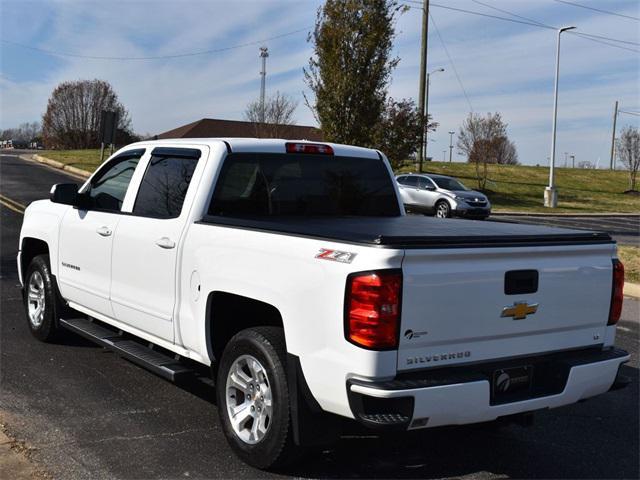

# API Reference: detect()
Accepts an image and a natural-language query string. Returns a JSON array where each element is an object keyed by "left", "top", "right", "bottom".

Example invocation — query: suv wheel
[
  {"left": 216, "top": 327, "right": 296, "bottom": 469},
  {"left": 24, "top": 254, "right": 63, "bottom": 342},
  {"left": 435, "top": 201, "right": 451, "bottom": 218}
]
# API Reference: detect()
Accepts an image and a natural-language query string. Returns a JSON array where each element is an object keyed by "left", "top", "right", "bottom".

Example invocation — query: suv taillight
[
  {"left": 608, "top": 259, "right": 624, "bottom": 325},
  {"left": 345, "top": 270, "right": 402, "bottom": 350}
]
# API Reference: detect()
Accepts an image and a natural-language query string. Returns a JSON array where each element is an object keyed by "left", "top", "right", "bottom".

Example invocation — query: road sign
[{"left": 100, "top": 111, "right": 118, "bottom": 144}]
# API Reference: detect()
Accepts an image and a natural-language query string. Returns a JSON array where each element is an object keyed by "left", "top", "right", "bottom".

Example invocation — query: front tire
[
  {"left": 435, "top": 201, "right": 452, "bottom": 218},
  {"left": 216, "top": 327, "right": 296, "bottom": 469},
  {"left": 23, "top": 254, "right": 63, "bottom": 342}
]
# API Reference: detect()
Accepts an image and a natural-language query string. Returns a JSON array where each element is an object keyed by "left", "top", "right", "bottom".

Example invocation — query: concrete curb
[
  {"left": 624, "top": 282, "right": 640, "bottom": 299},
  {"left": 30, "top": 154, "right": 91, "bottom": 179}
]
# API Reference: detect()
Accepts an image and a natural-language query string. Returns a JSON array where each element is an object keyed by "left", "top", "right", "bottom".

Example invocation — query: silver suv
[{"left": 396, "top": 173, "right": 491, "bottom": 219}]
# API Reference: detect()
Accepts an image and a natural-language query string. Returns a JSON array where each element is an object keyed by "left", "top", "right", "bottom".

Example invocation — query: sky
[{"left": 1, "top": 0, "right": 638, "bottom": 166}]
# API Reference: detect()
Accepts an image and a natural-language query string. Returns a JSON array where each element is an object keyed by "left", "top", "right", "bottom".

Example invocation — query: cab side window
[
  {"left": 417, "top": 177, "right": 432, "bottom": 189},
  {"left": 404, "top": 176, "right": 419, "bottom": 187},
  {"left": 132, "top": 148, "right": 201, "bottom": 219},
  {"left": 85, "top": 149, "right": 145, "bottom": 212}
]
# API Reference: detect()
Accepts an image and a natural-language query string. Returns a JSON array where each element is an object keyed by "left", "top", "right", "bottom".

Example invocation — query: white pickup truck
[{"left": 18, "top": 138, "right": 629, "bottom": 469}]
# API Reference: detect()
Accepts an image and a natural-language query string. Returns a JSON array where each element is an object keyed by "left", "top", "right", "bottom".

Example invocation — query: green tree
[
  {"left": 374, "top": 98, "right": 436, "bottom": 169},
  {"left": 304, "top": 0, "right": 403, "bottom": 146}
]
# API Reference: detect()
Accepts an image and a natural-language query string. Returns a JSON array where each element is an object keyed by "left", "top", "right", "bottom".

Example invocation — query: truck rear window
[{"left": 208, "top": 153, "right": 400, "bottom": 217}]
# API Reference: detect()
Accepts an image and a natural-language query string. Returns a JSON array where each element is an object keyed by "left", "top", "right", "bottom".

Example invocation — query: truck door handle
[
  {"left": 155, "top": 237, "right": 176, "bottom": 249},
  {"left": 96, "top": 226, "right": 112, "bottom": 237}
]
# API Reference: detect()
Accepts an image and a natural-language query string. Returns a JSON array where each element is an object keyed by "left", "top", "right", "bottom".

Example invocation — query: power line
[
  {"left": 0, "top": 28, "right": 310, "bottom": 61},
  {"left": 404, "top": 1, "right": 639, "bottom": 53},
  {"left": 553, "top": 0, "right": 640, "bottom": 22},
  {"left": 471, "top": 0, "right": 638, "bottom": 46},
  {"left": 468, "top": 0, "right": 640, "bottom": 52},
  {"left": 429, "top": 12, "right": 474, "bottom": 112}
]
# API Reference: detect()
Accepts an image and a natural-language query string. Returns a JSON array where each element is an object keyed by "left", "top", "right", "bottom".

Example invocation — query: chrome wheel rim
[
  {"left": 225, "top": 354, "right": 273, "bottom": 445},
  {"left": 27, "top": 271, "right": 46, "bottom": 328},
  {"left": 436, "top": 204, "right": 448, "bottom": 218}
]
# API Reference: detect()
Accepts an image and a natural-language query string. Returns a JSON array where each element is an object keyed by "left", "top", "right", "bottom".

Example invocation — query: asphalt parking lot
[
  {"left": 493, "top": 214, "right": 640, "bottom": 246},
  {"left": 1, "top": 152, "right": 638, "bottom": 479}
]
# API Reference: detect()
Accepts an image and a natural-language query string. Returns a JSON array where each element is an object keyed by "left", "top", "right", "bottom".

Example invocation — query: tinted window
[
  {"left": 396, "top": 176, "right": 408, "bottom": 185},
  {"left": 431, "top": 177, "right": 469, "bottom": 191},
  {"left": 417, "top": 177, "right": 434, "bottom": 189},
  {"left": 403, "top": 176, "right": 419, "bottom": 187},
  {"left": 209, "top": 153, "right": 400, "bottom": 217},
  {"left": 87, "top": 153, "right": 143, "bottom": 212},
  {"left": 133, "top": 154, "right": 199, "bottom": 218}
]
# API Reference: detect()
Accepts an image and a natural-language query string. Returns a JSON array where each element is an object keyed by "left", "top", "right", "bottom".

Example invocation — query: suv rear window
[{"left": 208, "top": 153, "right": 400, "bottom": 217}]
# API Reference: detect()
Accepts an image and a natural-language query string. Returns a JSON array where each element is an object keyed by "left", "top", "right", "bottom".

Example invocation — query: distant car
[{"left": 396, "top": 173, "right": 491, "bottom": 219}]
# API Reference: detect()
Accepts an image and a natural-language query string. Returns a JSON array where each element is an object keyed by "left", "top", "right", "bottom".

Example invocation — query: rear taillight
[
  {"left": 345, "top": 270, "right": 402, "bottom": 350},
  {"left": 285, "top": 142, "right": 334, "bottom": 155},
  {"left": 608, "top": 259, "right": 624, "bottom": 325}
]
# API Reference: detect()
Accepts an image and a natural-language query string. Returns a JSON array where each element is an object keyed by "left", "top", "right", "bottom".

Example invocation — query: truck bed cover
[{"left": 199, "top": 215, "right": 612, "bottom": 248}]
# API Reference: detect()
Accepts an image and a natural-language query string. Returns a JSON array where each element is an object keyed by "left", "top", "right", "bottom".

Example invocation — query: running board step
[{"left": 59, "top": 317, "right": 194, "bottom": 382}]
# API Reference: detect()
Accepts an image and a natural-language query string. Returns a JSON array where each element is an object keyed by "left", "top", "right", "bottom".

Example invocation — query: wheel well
[
  {"left": 206, "top": 292, "right": 284, "bottom": 362},
  {"left": 21, "top": 238, "right": 49, "bottom": 279}
]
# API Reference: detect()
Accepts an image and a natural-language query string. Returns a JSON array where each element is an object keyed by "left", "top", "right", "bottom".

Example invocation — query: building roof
[{"left": 156, "top": 118, "right": 323, "bottom": 141}]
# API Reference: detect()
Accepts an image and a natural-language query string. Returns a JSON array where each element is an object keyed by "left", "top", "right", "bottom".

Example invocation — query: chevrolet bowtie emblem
[{"left": 501, "top": 302, "right": 538, "bottom": 320}]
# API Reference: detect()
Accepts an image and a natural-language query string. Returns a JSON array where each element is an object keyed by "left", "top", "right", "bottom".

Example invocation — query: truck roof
[{"left": 126, "top": 137, "right": 381, "bottom": 159}]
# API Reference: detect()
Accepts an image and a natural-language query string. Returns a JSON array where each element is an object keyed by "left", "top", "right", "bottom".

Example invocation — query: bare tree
[
  {"left": 1, "top": 122, "right": 42, "bottom": 144},
  {"left": 457, "top": 112, "right": 518, "bottom": 189},
  {"left": 42, "top": 79, "right": 132, "bottom": 149},
  {"left": 244, "top": 91, "right": 298, "bottom": 138},
  {"left": 616, "top": 125, "right": 640, "bottom": 192}
]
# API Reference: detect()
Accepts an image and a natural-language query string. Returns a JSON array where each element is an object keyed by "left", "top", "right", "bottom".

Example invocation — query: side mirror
[
  {"left": 50, "top": 183, "right": 78, "bottom": 206},
  {"left": 425, "top": 185, "right": 436, "bottom": 191}
]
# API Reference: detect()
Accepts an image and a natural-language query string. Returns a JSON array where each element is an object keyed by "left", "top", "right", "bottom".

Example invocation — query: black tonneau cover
[{"left": 199, "top": 215, "right": 612, "bottom": 249}]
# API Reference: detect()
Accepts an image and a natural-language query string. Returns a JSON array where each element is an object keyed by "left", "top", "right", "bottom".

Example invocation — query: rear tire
[
  {"left": 23, "top": 254, "right": 63, "bottom": 342},
  {"left": 435, "top": 201, "right": 451, "bottom": 218},
  {"left": 216, "top": 327, "right": 296, "bottom": 470}
]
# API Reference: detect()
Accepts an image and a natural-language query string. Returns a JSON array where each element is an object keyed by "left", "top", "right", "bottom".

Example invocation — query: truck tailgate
[{"left": 398, "top": 243, "right": 615, "bottom": 372}]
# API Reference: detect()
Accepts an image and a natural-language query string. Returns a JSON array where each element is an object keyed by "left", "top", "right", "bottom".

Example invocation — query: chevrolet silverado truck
[{"left": 18, "top": 138, "right": 629, "bottom": 469}]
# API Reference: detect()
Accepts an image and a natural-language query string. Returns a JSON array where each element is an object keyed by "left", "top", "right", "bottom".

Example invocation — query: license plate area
[{"left": 492, "top": 365, "right": 534, "bottom": 404}]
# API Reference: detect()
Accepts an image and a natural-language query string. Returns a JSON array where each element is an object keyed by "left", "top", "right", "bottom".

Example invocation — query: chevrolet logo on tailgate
[{"left": 501, "top": 302, "right": 538, "bottom": 320}]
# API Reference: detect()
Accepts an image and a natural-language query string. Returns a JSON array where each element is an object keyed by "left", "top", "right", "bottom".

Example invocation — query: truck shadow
[{"left": 281, "top": 363, "right": 639, "bottom": 479}]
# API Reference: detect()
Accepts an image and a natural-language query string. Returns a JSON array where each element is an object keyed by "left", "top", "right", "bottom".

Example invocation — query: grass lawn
[
  {"left": 40, "top": 149, "right": 104, "bottom": 173},
  {"left": 397, "top": 161, "right": 639, "bottom": 213},
  {"left": 619, "top": 246, "right": 640, "bottom": 285}
]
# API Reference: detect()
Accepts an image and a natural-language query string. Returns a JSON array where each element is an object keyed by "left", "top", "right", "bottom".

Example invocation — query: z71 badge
[{"left": 315, "top": 248, "right": 357, "bottom": 264}]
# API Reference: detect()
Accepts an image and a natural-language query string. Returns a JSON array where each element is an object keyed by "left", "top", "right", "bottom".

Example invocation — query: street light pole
[
  {"left": 421, "top": 67, "right": 444, "bottom": 172},
  {"left": 448, "top": 130, "right": 455, "bottom": 162},
  {"left": 545, "top": 26, "right": 575, "bottom": 208}
]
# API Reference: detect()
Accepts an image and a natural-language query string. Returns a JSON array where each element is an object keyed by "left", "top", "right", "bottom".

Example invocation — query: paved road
[
  {"left": 1, "top": 152, "right": 638, "bottom": 479},
  {"left": 492, "top": 214, "right": 640, "bottom": 246}
]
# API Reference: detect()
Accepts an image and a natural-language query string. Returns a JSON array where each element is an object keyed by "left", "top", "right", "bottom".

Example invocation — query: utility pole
[
  {"left": 564, "top": 152, "right": 568, "bottom": 167},
  {"left": 545, "top": 25, "right": 575, "bottom": 208},
  {"left": 609, "top": 100, "right": 618, "bottom": 170},
  {"left": 417, "top": 0, "right": 429, "bottom": 172},
  {"left": 571, "top": 155, "right": 575, "bottom": 168},
  {"left": 259, "top": 47, "right": 269, "bottom": 123},
  {"left": 448, "top": 131, "right": 455, "bottom": 162}
]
